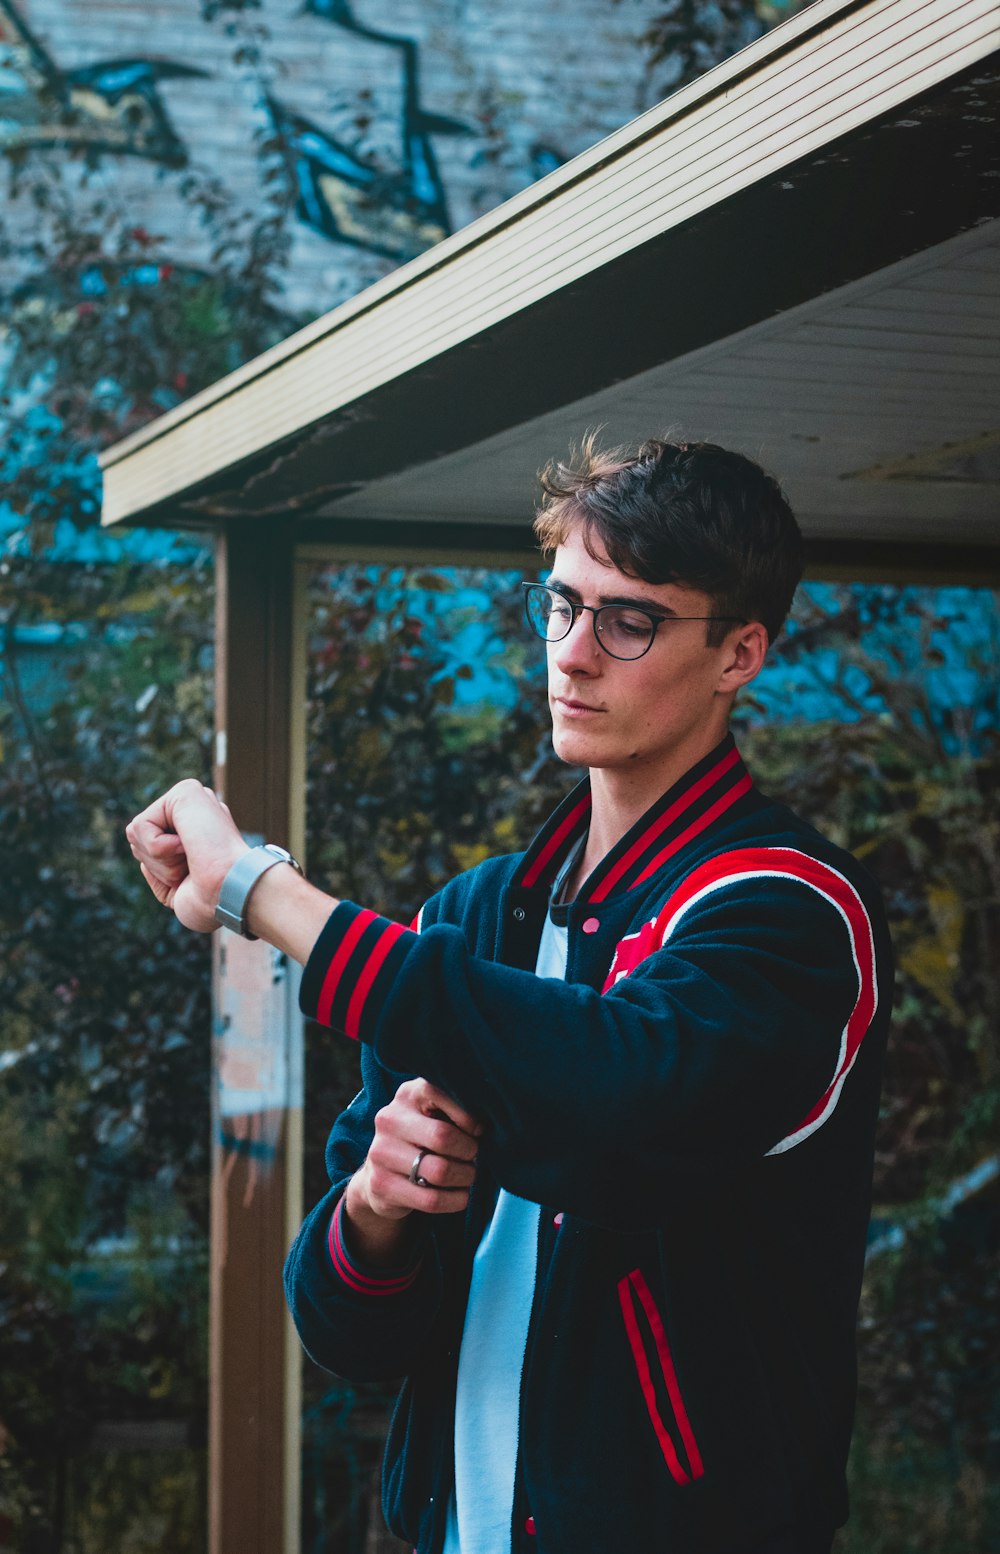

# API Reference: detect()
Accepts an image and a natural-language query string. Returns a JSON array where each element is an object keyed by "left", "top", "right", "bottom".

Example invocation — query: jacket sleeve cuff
[
  {"left": 326, "top": 1197, "right": 424, "bottom": 1297},
  {"left": 300, "top": 900, "right": 419, "bottom": 1040}
]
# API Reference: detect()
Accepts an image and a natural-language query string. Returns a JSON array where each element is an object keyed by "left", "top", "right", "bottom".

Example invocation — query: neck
[{"left": 582, "top": 724, "right": 732, "bottom": 876}]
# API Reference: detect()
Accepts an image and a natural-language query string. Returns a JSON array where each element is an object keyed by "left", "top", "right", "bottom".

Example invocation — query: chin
[{"left": 551, "top": 727, "right": 604, "bottom": 768}]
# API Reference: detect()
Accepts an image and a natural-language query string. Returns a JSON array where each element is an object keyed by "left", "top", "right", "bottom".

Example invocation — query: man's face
[{"left": 544, "top": 527, "right": 744, "bottom": 781}]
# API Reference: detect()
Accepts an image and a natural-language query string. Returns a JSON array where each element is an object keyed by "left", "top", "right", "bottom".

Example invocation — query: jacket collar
[{"left": 514, "top": 733, "right": 754, "bottom": 903}]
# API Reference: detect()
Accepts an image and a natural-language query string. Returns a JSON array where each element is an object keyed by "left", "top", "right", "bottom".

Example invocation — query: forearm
[
  {"left": 298, "top": 885, "right": 871, "bottom": 1228},
  {"left": 244, "top": 861, "right": 339, "bottom": 964}
]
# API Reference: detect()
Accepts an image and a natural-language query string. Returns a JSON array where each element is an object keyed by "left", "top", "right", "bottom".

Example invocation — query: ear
[{"left": 716, "top": 620, "right": 768, "bottom": 694}]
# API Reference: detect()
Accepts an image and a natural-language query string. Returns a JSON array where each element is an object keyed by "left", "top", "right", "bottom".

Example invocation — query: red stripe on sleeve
[
  {"left": 652, "top": 847, "right": 879, "bottom": 1153},
  {"left": 327, "top": 1200, "right": 421, "bottom": 1296},
  {"left": 316, "top": 908, "right": 379, "bottom": 1028},
  {"left": 344, "top": 921, "right": 410, "bottom": 1041}
]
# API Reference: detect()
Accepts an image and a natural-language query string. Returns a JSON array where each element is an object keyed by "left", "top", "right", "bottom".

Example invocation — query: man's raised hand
[{"left": 125, "top": 779, "right": 248, "bottom": 935}]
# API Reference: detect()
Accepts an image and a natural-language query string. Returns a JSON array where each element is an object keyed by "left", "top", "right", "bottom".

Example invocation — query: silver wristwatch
[{"left": 215, "top": 843, "right": 303, "bottom": 939}]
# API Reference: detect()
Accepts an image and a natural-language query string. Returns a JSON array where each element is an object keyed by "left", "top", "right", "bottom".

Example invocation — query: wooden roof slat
[
  {"left": 673, "top": 364, "right": 999, "bottom": 399},
  {"left": 737, "top": 339, "right": 1000, "bottom": 373},
  {"left": 625, "top": 407, "right": 998, "bottom": 438},
  {"left": 826, "top": 300, "right": 1000, "bottom": 332},
  {"left": 902, "top": 264, "right": 1000, "bottom": 297},
  {"left": 294, "top": 0, "right": 993, "bottom": 378}
]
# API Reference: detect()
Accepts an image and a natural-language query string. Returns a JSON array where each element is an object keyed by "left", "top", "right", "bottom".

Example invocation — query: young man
[{"left": 127, "top": 438, "right": 892, "bottom": 1554}]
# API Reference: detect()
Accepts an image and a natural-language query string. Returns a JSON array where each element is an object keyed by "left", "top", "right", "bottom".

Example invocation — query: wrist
[
  {"left": 211, "top": 838, "right": 252, "bottom": 910},
  {"left": 215, "top": 842, "right": 302, "bottom": 938},
  {"left": 343, "top": 1173, "right": 415, "bottom": 1266}
]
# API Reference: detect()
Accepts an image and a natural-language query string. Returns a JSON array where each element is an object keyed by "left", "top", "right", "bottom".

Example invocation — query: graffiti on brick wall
[
  {"left": 0, "top": 0, "right": 484, "bottom": 261},
  {"left": 270, "top": 0, "right": 474, "bottom": 261},
  {"left": 0, "top": 0, "right": 206, "bottom": 166}
]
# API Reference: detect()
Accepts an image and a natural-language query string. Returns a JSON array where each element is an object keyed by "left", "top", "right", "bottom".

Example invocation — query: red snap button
[
  {"left": 553, "top": 1212, "right": 564, "bottom": 1227},
  {"left": 582, "top": 916, "right": 600, "bottom": 934},
  {"left": 525, "top": 1515, "right": 536, "bottom": 1535}
]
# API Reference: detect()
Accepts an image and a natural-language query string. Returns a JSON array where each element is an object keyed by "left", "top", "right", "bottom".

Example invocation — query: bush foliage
[{"left": 0, "top": 79, "right": 295, "bottom": 1546}]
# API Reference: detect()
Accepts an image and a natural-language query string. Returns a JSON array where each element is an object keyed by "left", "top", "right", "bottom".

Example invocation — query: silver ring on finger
[{"left": 408, "top": 1147, "right": 433, "bottom": 1188}]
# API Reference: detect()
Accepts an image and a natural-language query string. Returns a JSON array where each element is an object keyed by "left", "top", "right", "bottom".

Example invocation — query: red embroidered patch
[{"left": 601, "top": 916, "right": 662, "bottom": 993}]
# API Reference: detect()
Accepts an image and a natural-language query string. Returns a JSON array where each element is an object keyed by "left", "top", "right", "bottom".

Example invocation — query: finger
[
  {"left": 419, "top": 1114, "right": 481, "bottom": 1164},
  {"left": 144, "top": 833, "right": 188, "bottom": 876},
  {"left": 126, "top": 790, "right": 174, "bottom": 844},
  {"left": 377, "top": 1137, "right": 477, "bottom": 1191},
  {"left": 376, "top": 1103, "right": 480, "bottom": 1164},
  {"left": 135, "top": 837, "right": 188, "bottom": 887},
  {"left": 128, "top": 779, "right": 210, "bottom": 850},
  {"left": 414, "top": 1079, "right": 484, "bottom": 1138},
  {"left": 140, "top": 861, "right": 174, "bottom": 910},
  {"left": 365, "top": 1164, "right": 470, "bottom": 1218},
  {"left": 149, "top": 831, "right": 187, "bottom": 859},
  {"left": 399, "top": 1184, "right": 471, "bottom": 1216},
  {"left": 127, "top": 808, "right": 177, "bottom": 862}
]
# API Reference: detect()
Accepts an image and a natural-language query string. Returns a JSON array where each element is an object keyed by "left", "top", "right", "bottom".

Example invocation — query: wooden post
[{"left": 209, "top": 523, "right": 305, "bottom": 1554}]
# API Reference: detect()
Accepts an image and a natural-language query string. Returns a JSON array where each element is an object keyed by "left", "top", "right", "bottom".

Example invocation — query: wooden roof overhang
[{"left": 100, "top": 0, "right": 1000, "bottom": 578}]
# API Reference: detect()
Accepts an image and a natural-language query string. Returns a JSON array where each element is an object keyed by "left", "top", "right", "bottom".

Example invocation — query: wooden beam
[
  {"left": 803, "top": 537, "right": 1000, "bottom": 585},
  {"left": 293, "top": 519, "right": 540, "bottom": 569},
  {"left": 210, "top": 522, "right": 304, "bottom": 1554}
]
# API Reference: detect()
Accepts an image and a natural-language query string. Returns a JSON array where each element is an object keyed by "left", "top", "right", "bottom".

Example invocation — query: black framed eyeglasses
[{"left": 521, "top": 582, "right": 744, "bottom": 662}]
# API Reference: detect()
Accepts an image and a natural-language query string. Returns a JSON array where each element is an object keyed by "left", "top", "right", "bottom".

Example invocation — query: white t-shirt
[{"left": 442, "top": 908, "right": 569, "bottom": 1553}]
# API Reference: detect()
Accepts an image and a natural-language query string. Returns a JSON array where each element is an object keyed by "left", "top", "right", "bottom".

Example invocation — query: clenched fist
[
  {"left": 343, "top": 1079, "right": 484, "bottom": 1265},
  {"left": 126, "top": 778, "right": 248, "bottom": 933}
]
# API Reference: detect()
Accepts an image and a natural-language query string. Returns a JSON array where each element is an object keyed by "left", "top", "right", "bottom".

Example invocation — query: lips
[{"left": 555, "top": 696, "right": 605, "bottom": 715}]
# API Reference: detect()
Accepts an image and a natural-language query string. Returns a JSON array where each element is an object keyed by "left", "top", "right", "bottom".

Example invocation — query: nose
[{"left": 551, "top": 606, "right": 601, "bottom": 677}]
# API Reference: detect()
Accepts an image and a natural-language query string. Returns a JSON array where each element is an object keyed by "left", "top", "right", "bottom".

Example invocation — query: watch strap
[{"left": 215, "top": 843, "right": 303, "bottom": 939}]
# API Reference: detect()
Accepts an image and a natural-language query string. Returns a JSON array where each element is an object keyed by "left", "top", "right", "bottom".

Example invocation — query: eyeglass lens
[{"left": 524, "top": 586, "right": 655, "bottom": 660}]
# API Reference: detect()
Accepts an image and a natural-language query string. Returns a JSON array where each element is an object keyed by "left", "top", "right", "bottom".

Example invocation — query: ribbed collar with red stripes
[{"left": 515, "top": 734, "right": 754, "bottom": 905}]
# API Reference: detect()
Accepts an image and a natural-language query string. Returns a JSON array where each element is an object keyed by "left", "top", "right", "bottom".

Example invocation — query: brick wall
[{"left": 3, "top": 0, "right": 668, "bottom": 318}]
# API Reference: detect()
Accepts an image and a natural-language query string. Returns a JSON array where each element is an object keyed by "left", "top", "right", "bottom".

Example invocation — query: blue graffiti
[
  {"left": 0, "top": 0, "right": 206, "bottom": 166},
  {"left": 269, "top": 0, "right": 473, "bottom": 258}
]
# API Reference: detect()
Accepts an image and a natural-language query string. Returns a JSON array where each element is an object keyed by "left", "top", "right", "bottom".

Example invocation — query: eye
[{"left": 602, "top": 608, "right": 652, "bottom": 639}]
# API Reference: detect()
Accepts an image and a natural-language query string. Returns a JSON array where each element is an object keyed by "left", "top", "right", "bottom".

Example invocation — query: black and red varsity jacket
[{"left": 284, "top": 734, "right": 892, "bottom": 1554}]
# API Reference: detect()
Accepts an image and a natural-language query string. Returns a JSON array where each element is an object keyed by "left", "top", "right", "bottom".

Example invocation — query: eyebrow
[{"left": 545, "top": 577, "right": 676, "bottom": 617}]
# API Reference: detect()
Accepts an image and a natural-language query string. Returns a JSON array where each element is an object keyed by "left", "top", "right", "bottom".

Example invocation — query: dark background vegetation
[{"left": 1, "top": 3, "right": 997, "bottom": 1550}]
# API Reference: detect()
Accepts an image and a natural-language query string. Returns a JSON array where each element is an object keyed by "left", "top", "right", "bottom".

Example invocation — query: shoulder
[
  {"left": 645, "top": 802, "right": 892, "bottom": 1021},
  {"left": 607, "top": 801, "right": 890, "bottom": 1020},
  {"left": 622, "top": 791, "right": 890, "bottom": 965},
  {"left": 749, "top": 795, "right": 888, "bottom": 928},
  {"left": 684, "top": 791, "right": 886, "bottom": 918}
]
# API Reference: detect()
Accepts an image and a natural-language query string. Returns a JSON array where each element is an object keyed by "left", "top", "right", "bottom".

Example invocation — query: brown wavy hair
[{"left": 534, "top": 434, "right": 803, "bottom": 645}]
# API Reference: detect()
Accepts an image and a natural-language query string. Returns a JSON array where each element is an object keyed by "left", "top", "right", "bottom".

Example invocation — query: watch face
[{"left": 263, "top": 843, "right": 302, "bottom": 872}]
